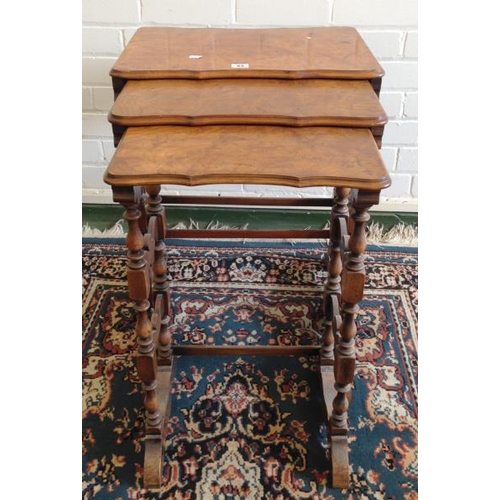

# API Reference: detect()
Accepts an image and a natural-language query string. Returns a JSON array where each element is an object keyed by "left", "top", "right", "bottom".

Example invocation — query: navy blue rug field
[{"left": 82, "top": 239, "right": 418, "bottom": 499}]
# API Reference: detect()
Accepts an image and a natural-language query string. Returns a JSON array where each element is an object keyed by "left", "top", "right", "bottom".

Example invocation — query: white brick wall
[
  {"left": 93, "top": 87, "right": 115, "bottom": 111},
  {"left": 142, "top": 0, "right": 233, "bottom": 25},
  {"left": 405, "top": 32, "right": 418, "bottom": 58},
  {"left": 358, "top": 31, "right": 404, "bottom": 59},
  {"left": 332, "top": 0, "right": 418, "bottom": 26},
  {"left": 382, "top": 62, "right": 418, "bottom": 90},
  {"left": 379, "top": 92, "right": 403, "bottom": 118},
  {"left": 404, "top": 93, "right": 418, "bottom": 118},
  {"left": 237, "top": 0, "right": 332, "bottom": 26},
  {"left": 82, "top": 0, "right": 418, "bottom": 211},
  {"left": 82, "top": 87, "right": 93, "bottom": 111},
  {"left": 82, "top": 27, "right": 123, "bottom": 55},
  {"left": 82, "top": 140, "right": 104, "bottom": 163},
  {"left": 82, "top": 57, "right": 117, "bottom": 85},
  {"left": 83, "top": 0, "right": 140, "bottom": 24}
]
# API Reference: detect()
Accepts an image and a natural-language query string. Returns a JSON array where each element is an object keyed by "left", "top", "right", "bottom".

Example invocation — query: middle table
[{"left": 109, "top": 78, "right": 387, "bottom": 147}]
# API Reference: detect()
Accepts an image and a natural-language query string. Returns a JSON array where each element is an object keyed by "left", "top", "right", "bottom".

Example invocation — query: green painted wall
[{"left": 83, "top": 204, "right": 417, "bottom": 232}]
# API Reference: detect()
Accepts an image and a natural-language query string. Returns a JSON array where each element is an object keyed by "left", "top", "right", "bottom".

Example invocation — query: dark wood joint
[
  {"left": 112, "top": 76, "right": 126, "bottom": 100},
  {"left": 352, "top": 189, "right": 381, "bottom": 210},
  {"left": 334, "top": 355, "right": 356, "bottom": 386},
  {"left": 369, "top": 77, "right": 382, "bottom": 97},
  {"left": 112, "top": 185, "right": 143, "bottom": 205},
  {"left": 112, "top": 123, "right": 126, "bottom": 147},
  {"left": 372, "top": 125, "right": 384, "bottom": 149}
]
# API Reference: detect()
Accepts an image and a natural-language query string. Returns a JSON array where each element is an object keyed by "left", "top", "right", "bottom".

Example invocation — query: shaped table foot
[
  {"left": 143, "top": 363, "right": 173, "bottom": 488},
  {"left": 143, "top": 437, "right": 164, "bottom": 489},
  {"left": 331, "top": 434, "right": 350, "bottom": 489}
]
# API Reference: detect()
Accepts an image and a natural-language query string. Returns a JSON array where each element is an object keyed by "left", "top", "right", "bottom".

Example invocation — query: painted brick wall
[{"left": 82, "top": 0, "right": 418, "bottom": 211}]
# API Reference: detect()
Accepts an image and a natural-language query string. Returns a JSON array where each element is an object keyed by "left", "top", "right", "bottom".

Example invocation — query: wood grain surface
[
  {"left": 110, "top": 27, "right": 384, "bottom": 80},
  {"left": 104, "top": 125, "right": 391, "bottom": 190},
  {"left": 109, "top": 79, "right": 387, "bottom": 127}
]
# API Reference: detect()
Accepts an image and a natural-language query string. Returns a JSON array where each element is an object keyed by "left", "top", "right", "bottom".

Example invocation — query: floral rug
[{"left": 82, "top": 239, "right": 418, "bottom": 499}]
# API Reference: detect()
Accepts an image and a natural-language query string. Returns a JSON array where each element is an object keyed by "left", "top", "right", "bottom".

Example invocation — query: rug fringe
[
  {"left": 82, "top": 219, "right": 418, "bottom": 246},
  {"left": 171, "top": 220, "right": 249, "bottom": 231},
  {"left": 321, "top": 220, "right": 418, "bottom": 246},
  {"left": 82, "top": 220, "right": 126, "bottom": 238},
  {"left": 366, "top": 222, "right": 418, "bottom": 246}
]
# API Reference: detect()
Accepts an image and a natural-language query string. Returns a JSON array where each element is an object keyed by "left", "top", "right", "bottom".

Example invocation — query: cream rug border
[{"left": 82, "top": 219, "right": 418, "bottom": 247}]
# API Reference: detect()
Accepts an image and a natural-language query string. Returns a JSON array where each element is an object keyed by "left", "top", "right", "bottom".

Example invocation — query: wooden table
[
  {"left": 109, "top": 79, "right": 387, "bottom": 146},
  {"left": 103, "top": 26, "right": 391, "bottom": 490},
  {"left": 110, "top": 27, "right": 385, "bottom": 93}
]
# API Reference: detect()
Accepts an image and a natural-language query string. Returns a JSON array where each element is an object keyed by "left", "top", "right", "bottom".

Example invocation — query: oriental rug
[{"left": 82, "top": 239, "right": 418, "bottom": 499}]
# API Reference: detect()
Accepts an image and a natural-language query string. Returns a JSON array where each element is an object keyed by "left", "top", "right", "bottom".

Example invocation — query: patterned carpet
[{"left": 82, "top": 239, "right": 418, "bottom": 499}]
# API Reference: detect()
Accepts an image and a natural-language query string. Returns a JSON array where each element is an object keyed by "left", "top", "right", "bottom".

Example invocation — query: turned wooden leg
[
  {"left": 118, "top": 187, "right": 160, "bottom": 429},
  {"left": 114, "top": 186, "right": 165, "bottom": 488},
  {"left": 322, "top": 188, "right": 350, "bottom": 362},
  {"left": 138, "top": 188, "right": 148, "bottom": 234},
  {"left": 324, "top": 188, "right": 350, "bottom": 296},
  {"left": 154, "top": 241, "right": 172, "bottom": 365},
  {"left": 328, "top": 189, "right": 379, "bottom": 489},
  {"left": 145, "top": 185, "right": 166, "bottom": 240},
  {"left": 145, "top": 185, "right": 172, "bottom": 365},
  {"left": 321, "top": 187, "right": 350, "bottom": 487}
]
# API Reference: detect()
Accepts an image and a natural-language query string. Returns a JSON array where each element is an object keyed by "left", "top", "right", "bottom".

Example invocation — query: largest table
[{"left": 103, "top": 26, "right": 391, "bottom": 490}]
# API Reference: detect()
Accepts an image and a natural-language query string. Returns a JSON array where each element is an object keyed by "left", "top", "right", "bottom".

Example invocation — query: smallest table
[{"left": 104, "top": 124, "right": 391, "bottom": 488}]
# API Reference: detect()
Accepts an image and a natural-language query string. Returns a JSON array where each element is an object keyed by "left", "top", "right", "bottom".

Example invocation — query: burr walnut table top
[
  {"left": 109, "top": 79, "right": 387, "bottom": 128},
  {"left": 103, "top": 125, "right": 391, "bottom": 190},
  {"left": 110, "top": 27, "right": 384, "bottom": 80}
]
